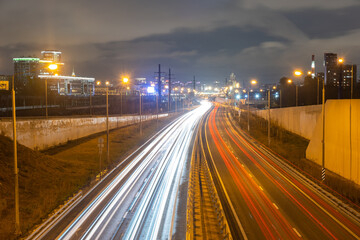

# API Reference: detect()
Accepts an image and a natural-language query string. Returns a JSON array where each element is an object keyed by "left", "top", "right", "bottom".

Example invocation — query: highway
[
  {"left": 32, "top": 102, "right": 211, "bottom": 240},
  {"left": 200, "top": 104, "right": 360, "bottom": 239}
]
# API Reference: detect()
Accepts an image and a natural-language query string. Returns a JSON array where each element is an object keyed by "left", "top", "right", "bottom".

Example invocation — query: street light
[
  {"left": 120, "top": 77, "right": 129, "bottom": 115},
  {"left": 248, "top": 79, "right": 257, "bottom": 132},
  {"left": 105, "top": 81, "right": 110, "bottom": 167},
  {"left": 293, "top": 70, "right": 303, "bottom": 106},
  {"left": 134, "top": 89, "right": 143, "bottom": 135},
  {"left": 46, "top": 64, "right": 58, "bottom": 118}
]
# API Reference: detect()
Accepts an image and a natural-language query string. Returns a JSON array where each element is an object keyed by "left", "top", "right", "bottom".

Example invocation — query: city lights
[
  {"left": 294, "top": 70, "right": 302, "bottom": 76},
  {"left": 48, "top": 64, "right": 58, "bottom": 70}
]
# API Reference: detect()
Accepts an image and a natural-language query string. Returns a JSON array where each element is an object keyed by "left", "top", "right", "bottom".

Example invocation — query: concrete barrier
[
  {"left": 0, "top": 114, "right": 168, "bottom": 150},
  {"left": 253, "top": 105, "right": 322, "bottom": 140},
  {"left": 306, "top": 100, "right": 360, "bottom": 184}
]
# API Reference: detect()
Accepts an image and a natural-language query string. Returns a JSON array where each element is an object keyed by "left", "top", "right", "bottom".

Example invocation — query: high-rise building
[
  {"left": 13, "top": 57, "right": 40, "bottom": 91},
  {"left": 324, "top": 53, "right": 338, "bottom": 86},
  {"left": 323, "top": 53, "right": 357, "bottom": 88},
  {"left": 342, "top": 64, "right": 357, "bottom": 88}
]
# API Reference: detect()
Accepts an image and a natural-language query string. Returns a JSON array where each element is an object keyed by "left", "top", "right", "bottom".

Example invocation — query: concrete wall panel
[{"left": 0, "top": 114, "right": 167, "bottom": 150}]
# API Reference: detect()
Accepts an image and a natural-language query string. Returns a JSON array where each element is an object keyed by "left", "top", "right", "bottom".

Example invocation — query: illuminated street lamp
[
  {"left": 293, "top": 71, "right": 303, "bottom": 106},
  {"left": 248, "top": 79, "right": 257, "bottom": 132},
  {"left": 45, "top": 64, "right": 58, "bottom": 118},
  {"left": 120, "top": 77, "right": 129, "bottom": 115}
]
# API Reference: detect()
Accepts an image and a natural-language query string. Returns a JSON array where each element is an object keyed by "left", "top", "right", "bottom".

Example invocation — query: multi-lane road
[
  {"left": 200, "top": 104, "right": 360, "bottom": 239},
  {"left": 28, "top": 101, "right": 360, "bottom": 239},
  {"left": 30, "top": 102, "right": 211, "bottom": 240}
]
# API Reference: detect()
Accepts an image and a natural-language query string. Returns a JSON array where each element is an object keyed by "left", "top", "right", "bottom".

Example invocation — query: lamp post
[
  {"left": 322, "top": 74, "right": 326, "bottom": 182},
  {"left": 46, "top": 64, "right": 58, "bottom": 118},
  {"left": 134, "top": 89, "right": 142, "bottom": 135},
  {"left": 248, "top": 79, "right": 257, "bottom": 132},
  {"left": 89, "top": 85, "right": 93, "bottom": 116},
  {"left": 120, "top": 77, "right": 129, "bottom": 115},
  {"left": 293, "top": 70, "right": 303, "bottom": 107},
  {"left": 105, "top": 81, "right": 110, "bottom": 165},
  {"left": 268, "top": 88, "right": 271, "bottom": 146}
]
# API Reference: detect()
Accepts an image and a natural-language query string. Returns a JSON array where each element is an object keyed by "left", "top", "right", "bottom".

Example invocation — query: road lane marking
[
  {"left": 273, "top": 203, "right": 279, "bottom": 210},
  {"left": 259, "top": 186, "right": 263, "bottom": 191}
]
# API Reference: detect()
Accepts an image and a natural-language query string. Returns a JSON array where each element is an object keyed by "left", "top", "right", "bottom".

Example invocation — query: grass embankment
[
  {"left": 230, "top": 108, "right": 360, "bottom": 206},
  {"left": 0, "top": 114, "right": 179, "bottom": 239}
]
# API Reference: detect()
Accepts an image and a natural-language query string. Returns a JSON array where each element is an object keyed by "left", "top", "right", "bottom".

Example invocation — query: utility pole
[
  {"left": 268, "top": 89, "right": 271, "bottom": 146},
  {"left": 90, "top": 85, "right": 93, "bottom": 116},
  {"left": 106, "top": 85, "right": 109, "bottom": 166},
  {"left": 157, "top": 64, "right": 162, "bottom": 111},
  {"left": 193, "top": 76, "right": 196, "bottom": 91},
  {"left": 168, "top": 68, "right": 172, "bottom": 113},
  {"left": 322, "top": 78, "right": 326, "bottom": 182}
]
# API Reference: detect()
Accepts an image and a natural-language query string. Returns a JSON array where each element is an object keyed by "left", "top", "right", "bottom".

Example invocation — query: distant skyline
[{"left": 1, "top": 0, "right": 360, "bottom": 86}]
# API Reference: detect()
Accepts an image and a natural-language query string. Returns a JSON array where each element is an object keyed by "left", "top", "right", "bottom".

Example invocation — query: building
[
  {"left": 323, "top": 53, "right": 357, "bottom": 88},
  {"left": 324, "top": 53, "right": 338, "bottom": 86},
  {"left": 13, "top": 50, "right": 93, "bottom": 96},
  {"left": 13, "top": 57, "right": 40, "bottom": 90},
  {"left": 342, "top": 64, "right": 357, "bottom": 88},
  {"left": 38, "top": 75, "right": 95, "bottom": 96}
]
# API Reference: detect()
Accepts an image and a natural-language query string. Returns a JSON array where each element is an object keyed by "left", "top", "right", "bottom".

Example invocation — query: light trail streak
[
  {"left": 57, "top": 101, "right": 211, "bottom": 240},
  {"left": 222, "top": 110, "right": 360, "bottom": 239},
  {"left": 208, "top": 105, "right": 299, "bottom": 239}
]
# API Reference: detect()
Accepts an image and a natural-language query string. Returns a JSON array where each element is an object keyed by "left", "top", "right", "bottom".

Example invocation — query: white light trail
[{"left": 58, "top": 101, "right": 212, "bottom": 240}]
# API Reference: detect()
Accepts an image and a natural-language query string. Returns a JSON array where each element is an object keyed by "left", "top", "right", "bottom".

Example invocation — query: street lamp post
[
  {"left": 268, "top": 89, "right": 271, "bottom": 146},
  {"left": 105, "top": 81, "right": 110, "bottom": 165},
  {"left": 45, "top": 78, "right": 48, "bottom": 118},
  {"left": 89, "top": 85, "right": 93, "bottom": 116},
  {"left": 46, "top": 64, "right": 58, "bottom": 118},
  {"left": 248, "top": 79, "right": 257, "bottom": 132},
  {"left": 322, "top": 76, "right": 326, "bottom": 182},
  {"left": 120, "top": 77, "right": 129, "bottom": 115},
  {"left": 294, "top": 70, "right": 303, "bottom": 106},
  {"left": 134, "top": 90, "right": 142, "bottom": 135}
]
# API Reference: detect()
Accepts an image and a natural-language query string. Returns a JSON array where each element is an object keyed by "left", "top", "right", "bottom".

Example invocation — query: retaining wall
[
  {"left": 0, "top": 114, "right": 168, "bottom": 150},
  {"left": 254, "top": 105, "right": 322, "bottom": 140}
]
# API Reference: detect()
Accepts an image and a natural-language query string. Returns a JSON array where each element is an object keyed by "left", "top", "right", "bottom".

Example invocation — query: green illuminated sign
[{"left": 13, "top": 58, "right": 39, "bottom": 62}]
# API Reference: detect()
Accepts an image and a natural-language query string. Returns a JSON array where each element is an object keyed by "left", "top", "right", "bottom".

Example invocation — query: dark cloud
[
  {"left": 285, "top": 6, "right": 360, "bottom": 39},
  {"left": 0, "top": 0, "right": 360, "bottom": 85}
]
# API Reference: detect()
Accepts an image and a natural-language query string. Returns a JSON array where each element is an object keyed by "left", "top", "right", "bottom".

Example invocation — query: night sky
[{"left": 1, "top": 0, "right": 360, "bottom": 86}]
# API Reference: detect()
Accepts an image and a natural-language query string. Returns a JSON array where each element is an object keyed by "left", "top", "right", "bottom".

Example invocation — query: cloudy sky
[{"left": 1, "top": 0, "right": 360, "bottom": 86}]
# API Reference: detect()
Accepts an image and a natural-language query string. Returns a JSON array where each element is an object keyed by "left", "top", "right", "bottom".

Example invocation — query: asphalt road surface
[
  {"left": 33, "top": 102, "right": 211, "bottom": 240},
  {"left": 200, "top": 104, "right": 360, "bottom": 240}
]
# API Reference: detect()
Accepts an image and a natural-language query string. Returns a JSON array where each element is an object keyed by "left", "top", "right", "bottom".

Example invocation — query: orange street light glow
[
  {"left": 287, "top": 79, "right": 293, "bottom": 84},
  {"left": 251, "top": 79, "right": 257, "bottom": 85},
  {"left": 48, "top": 64, "right": 58, "bottom": 70},
  {"left": 123, "top": 77, "right": 129, "bottom": 83},
  {"left": 294, "top": 70, "right": 302, "bottom": 76},
  {"left": 96, "top": 81, "right": 101, "bottom": 86},
  {"left": 338, "top": 58, "right": 344, "bottom": 63}
]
